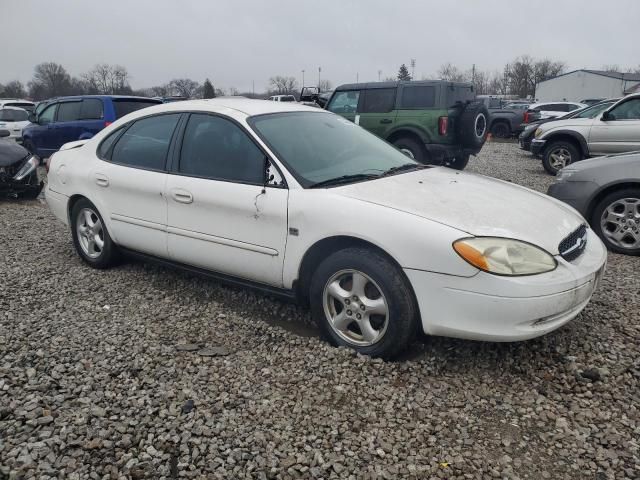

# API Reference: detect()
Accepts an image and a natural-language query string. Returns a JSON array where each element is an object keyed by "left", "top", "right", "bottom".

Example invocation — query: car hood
[
  {"left": 0, "top": 139, "right": 30, "bottom": 167},
  {"left": 337, "top": 168, "right": 584, "bottom": 255}
]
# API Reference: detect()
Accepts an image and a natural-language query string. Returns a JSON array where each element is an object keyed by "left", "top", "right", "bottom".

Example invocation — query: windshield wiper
[
  {"left": 381, "top": 163, "right": 426, "bottom": 177},
  {"left": 309, "top": 173, "right": 380, "bottom": 188}
]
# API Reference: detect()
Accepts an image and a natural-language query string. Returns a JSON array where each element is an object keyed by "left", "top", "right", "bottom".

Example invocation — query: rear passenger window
[
  {"left": 57, "top": 102, "right": 82, "bottom": 122},
  {"left": 178, "top": 114, "right": 265, "bottom": 184},
  {"left": 400, "top": 86, "right": 435, "bottom": 108},
  {"left": 361, "top": 88, "right": 396, "bottom": 113},
  {"left": 97, "top": 127, "right": 126, "bottom": 159},
  {"left": 80, "top": 99, "right": 104, "bottom": 120},
  {"left": 113, "top": 100, "right": 162, "bottom": 119},
  {"left": 110, "top": 114, "right": 180, "bottom": 170}
]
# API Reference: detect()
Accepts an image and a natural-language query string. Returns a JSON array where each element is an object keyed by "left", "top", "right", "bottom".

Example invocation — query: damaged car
[{"left": 0, "top": 129, "right": 42, "bottom": 199}]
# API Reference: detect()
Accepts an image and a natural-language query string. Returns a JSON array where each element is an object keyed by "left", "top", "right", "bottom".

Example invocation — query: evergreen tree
[
  {"left": 203, "top": 78, "right": 215, "bottom": 98},
  {"left": 397, "top": 64, "right": 412, "bottom": 81}
]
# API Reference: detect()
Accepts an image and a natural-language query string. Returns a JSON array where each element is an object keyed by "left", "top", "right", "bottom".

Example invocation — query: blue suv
[{"left": 23, "top": 95, "right": 162, "bottom": 158}]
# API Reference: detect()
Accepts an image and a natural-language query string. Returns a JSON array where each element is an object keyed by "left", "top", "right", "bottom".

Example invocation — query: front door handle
[
  {"left": 380, "top": 119, "right": 392, "bottom": 124},
  {"left": 171, "top": 189, "right": 193, "bottom": 204},
  {"left": 95, "top": 173, "right": 109, "bottom": 187}
]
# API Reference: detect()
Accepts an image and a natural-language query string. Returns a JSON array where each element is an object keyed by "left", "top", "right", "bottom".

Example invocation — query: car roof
[
  {"left": 335, "top": 80, "right": 473, "bottom": 91},
  {"left": 0, "top": 106, "right": 28, "bottom": 111},
  {"left": 0, "top": 99, "right": 35, "bottom": 104},
  {"left": 121, "top": 98, "right": 322, "bottom": 119},
  {"left": 529, "top": 101, "right": 585, "bottom": 108},
  {"left": 51, "top": 95, "right": 162, "bottom": 102}
]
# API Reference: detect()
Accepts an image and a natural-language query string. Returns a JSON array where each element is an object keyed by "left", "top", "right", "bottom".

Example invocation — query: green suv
[{"left": 325, "top": 81, "right": 489, "bottom": 169}]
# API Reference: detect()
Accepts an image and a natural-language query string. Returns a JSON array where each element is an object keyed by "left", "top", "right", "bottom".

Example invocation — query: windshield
[
  {"left": 249, "top": 112, "right": 418, "bottom": 187},
  {"left": 0, "top": 109, "right": 29, "bottom": 121},
  {"left": 572, "top": 101, "right": 614, "bottom": 119}
]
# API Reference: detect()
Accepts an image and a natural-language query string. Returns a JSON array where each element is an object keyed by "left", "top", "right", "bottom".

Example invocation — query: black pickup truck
[{"left": 477, "top": 97, "right": 528, "bottom": 138}]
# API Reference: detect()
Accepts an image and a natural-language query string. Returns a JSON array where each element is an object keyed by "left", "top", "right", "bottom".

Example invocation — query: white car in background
[
  {"left": 0, "top": 107, "right": 31, "bottom": 142},
  {"left": 527, "top": 101, "right": 587, "bottom": 120},
  {"left": 0, "top": 98, "right": 36, "bottom": 113},
  {"left": 268, "top": 95, "right": 296, "bottom": 102},
  {"left": 45, "top": 99, "right": 606, "bottom": 358}
]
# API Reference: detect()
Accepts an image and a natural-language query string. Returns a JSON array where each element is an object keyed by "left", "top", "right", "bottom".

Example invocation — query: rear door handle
[
  {"left": 171, "top": 189, "right": 193, "bottom": 204},
  {"left": 380, "top": 119, "right": 392, "bottom": 124},
  {"left": 95, "top": 173, "right": 109, "bottom": 187}
]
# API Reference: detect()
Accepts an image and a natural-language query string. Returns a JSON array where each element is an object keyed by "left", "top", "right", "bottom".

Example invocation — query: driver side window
[
  {"left": 608, "top": 99, "right": 640, "bottom": 120},
  {"left": 38, "top": 104, "right": 57, "bottom": 125},
  {"left": 328, "top": 91, "right": 361, "bottom": 114}
]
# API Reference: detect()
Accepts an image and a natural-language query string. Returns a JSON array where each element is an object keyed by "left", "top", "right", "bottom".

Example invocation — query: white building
[{"left": 535, "top": 70, "right": 640, "bottom": 102}]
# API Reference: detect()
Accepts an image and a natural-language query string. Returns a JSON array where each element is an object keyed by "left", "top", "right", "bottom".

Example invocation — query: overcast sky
[{"left": 2, "top": 0, "right": 639, "bottom": 92}]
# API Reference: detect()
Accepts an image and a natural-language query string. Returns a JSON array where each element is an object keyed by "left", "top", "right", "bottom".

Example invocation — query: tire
[
  {"left": 490, "top": 121, "right": 511, "bottom": 139},
  {"left": 392, "top": 136, "right": 428, "bottom": 164},
  {"left": 70, "top": 198, "right": 119, "bottom": 269},
  {"left": 542, "top": 141, "right": 580, "bottom": 175},
  {"left": 445, "top": 154, "right": 470, "bottom": 171},
  {"left": 18, "top": 173, "right": 43, "bottom": 200},
  {"left": 309, "top": 247, "right": 418, "bottom": 359},
  {"left": 591, "top": 188, "right": 640, "bottom": 255},
  {"left": 457, "top": 101, "right": 489, "bottom": 148}
]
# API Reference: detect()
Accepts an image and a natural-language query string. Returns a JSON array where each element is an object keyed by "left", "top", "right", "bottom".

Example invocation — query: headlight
[
  {"left": 534, "top": 128, "right": 543, "bottom": 138},
  {"left": 556, "top": 168, "right": 577, "bottom": 182},
  {"left": 453, "top": 237, "right": 557, "bottom": 276},
  {"left": 13, "top": 155, "right": 39, "bottom": 181}
]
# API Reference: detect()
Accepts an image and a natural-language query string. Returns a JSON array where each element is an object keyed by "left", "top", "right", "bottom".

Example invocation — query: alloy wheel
[
  {"left": 76, "top": 208, "right": 105, "bottom": 258},
  {"left": 600, "top": 197, "right": 640, "bottom": 249},
  {"left": 323, "top": 269, "right": 389, "bottom": 346},
  {"left": 549, "top": 147, "right": 572, "bottom": 170}
]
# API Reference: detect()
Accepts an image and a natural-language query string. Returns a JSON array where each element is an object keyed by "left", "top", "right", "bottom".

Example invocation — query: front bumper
[
  {"left": 405, "top": 228, "right": 607, "bottom": 341},
  {"left": 530, "top": 139, "right": 546, "bottom": 156},
  {"left": 546, "top": 181, "right": 597, "bottom": 218}
]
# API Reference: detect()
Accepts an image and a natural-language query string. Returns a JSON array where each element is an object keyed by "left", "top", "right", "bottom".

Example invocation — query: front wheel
[
  {"left": 71, "top": 199, "right": 119, "bottom": 268},
  {"left": 445, "top": 154, "right": 470, "bottom": 170},
  {"left": 591, "top": 188, "right": 640, "bottom": 255},
  {"left": 542, "top": 141, "right": 580, "bottom": 175},
  {"left": 309, "top": 247, "right": 418, "bottom": 359}
]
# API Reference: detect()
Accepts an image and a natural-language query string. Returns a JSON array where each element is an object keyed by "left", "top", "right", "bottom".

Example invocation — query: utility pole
[
  {"left": 356, "top": 72, "right": 359, "bottom": 83},
  {"left": 472, "top": 64, "right": 476, "bottom": 85},
  {"left": 318, "top": 66, "right": 321, "bottom": 87},
  {"left": 378, "top": 70, "right": 382, "bottom": 81},
  {"left": 252, "top": 80, "right": 255, "bottom": 97},
  {"left": 410, "top": 59, "right": 416, "bottom": 80},
  {"left": 302, "top": 70, "right": 305, "bottom": 88}
]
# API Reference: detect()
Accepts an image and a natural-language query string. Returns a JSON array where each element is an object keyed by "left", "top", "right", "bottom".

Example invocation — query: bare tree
[
  {"left": 1, "top": 80, "right": 27, "bottom": 98},
  {"left": 150, "top": 84, "right": 170, "bottom": 97},
  {"left": 471, "top": 70, "right": 490, "bottom": 95},
  {"left": 168, "top": 78, "right": 201, "bottom": 98},
  {"left": 318, "top": 79, "right": 333, "bottom": 92},
  {"left": 437, "top": 63, "right": 469, "bottom": 83},
  {"left": 82, "top": 64, "right": 131, "bottom": 95},
  {"left": 28, "top": 62, "right": 73, "bottom": 100},
  {"left": 268, "top": 76, "right": 298, "bottom": 95},
  {"left": 602, "top": 64, "right": 621, "bottom": 73}
]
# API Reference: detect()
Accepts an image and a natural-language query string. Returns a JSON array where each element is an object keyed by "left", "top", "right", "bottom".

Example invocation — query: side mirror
[
  {"left": 28, "top": 113, "right": 37, "bottom": 123},
  {"left": 602, "top": 111, "right": 614, "bottom": 121},
  {"left": 0, "top": 129, "right": 10, "bottom": 138}
]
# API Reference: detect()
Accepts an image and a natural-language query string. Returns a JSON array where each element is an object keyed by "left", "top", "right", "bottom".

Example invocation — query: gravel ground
[{"left": 1, "top": 141, "right": 639, "bottom": 480}]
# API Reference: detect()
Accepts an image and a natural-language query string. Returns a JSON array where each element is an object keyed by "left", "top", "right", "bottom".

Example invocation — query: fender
[
  {"left": 385, "top": 126, "right": 431, "bottom": 144},
  {"left": 543, "top": 129, "right": 589, "bottom": 157},
  {"left": 79, "top": 131, "right": 95, "bottom": 141}
]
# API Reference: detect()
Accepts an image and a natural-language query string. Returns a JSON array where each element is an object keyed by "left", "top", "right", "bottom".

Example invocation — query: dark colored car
[
  {"left": 548, "top": 152, "right": 640, "bottom": 255},
  {"left": 519, "top": 100, "right": 617, "bottom": 152},
  {"left": 0, "top": 130, "right": 42, "bottom": 199},
  {"left": 325, "top": 81, "right": 488, "bottom": 170},
  {"left": 22, "top": 95, "right": 162, "bottom": 158}
]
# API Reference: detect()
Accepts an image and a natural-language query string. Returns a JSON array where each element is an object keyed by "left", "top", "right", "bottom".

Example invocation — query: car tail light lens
[
  {"left": 438, "top": 116, "right": 448, "bottom": 135},
  {"left": 104, "top": 121, "right": 112, "bottom": 128},
  {"left": 524, "top": 111, "right": 530, "bottom": 123}
]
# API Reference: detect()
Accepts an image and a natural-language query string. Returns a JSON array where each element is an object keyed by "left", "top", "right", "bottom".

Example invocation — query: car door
[
  {"left": 395, "top": 84, "right": 438, "bottom": 140},
  {"left": 92, "top": 113, "right": 182, "bottom": 257},
  {"left": 31, "top": 102, "right": 58, "bottom": 155},
  {"left": 357, "top": 87, "right": 398, "bottom": 138},
  {"left": 165, "top": 112, "right": 289, "bottom": 287},
  {"left": 588, "top": 97, "right": 640, "bottom": 155},
  {"left": 326, "top": 90, "right": 361, "bottom": 124},
  {"left": 54, "top": 100, "right": 83, "bottom": 147}
]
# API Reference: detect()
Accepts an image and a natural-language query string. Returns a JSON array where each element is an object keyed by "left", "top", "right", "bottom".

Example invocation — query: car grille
[{"left": 559, "top": 224, "right": 588, "bottom": 262}]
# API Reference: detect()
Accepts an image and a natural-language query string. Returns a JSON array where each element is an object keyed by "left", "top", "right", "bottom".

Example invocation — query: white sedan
[
  {"left": 0, "top": 107, "right": 31, "bottom": 142},
  {"left": 45, "top": 99, "right": 607, "bottom": 358}
]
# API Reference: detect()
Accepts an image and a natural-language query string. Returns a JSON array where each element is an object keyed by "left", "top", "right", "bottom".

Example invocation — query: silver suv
[{"left": 531, "top": 94, "right": 640, "bottom": 174}]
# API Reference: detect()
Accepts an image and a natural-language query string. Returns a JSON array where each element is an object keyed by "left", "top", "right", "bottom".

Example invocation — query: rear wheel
[
  {"left": 445, "top": 154, "right": 470, "bottom": 170},
  {"left": 309, "top": 247, "right": 418, "bottom": 359},
  {"left": 592, "top": 188, "right": 640, "bottom": 255},
  {"left": 71, "top": 199, "right": 119, "bottom": 268},
  {"left": 393, "top": 137, "right": 428, "bottom": 164},
  {"left": 490, "top": 121, "right": 511, "bottom": 138},
  {"left": 542, "top": 141, "right": 580, "bottom": 175}
]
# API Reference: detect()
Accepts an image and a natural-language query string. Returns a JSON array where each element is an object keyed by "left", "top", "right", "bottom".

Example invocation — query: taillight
[
  {"left": 438, "top": 116, "right": 448, "bottom": 135},
  {"left": 524, "top": 111, "right": 530, "bottom": 123},
  {"left": 104, "top": 121, "right": 112, "bottom": 128}
]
